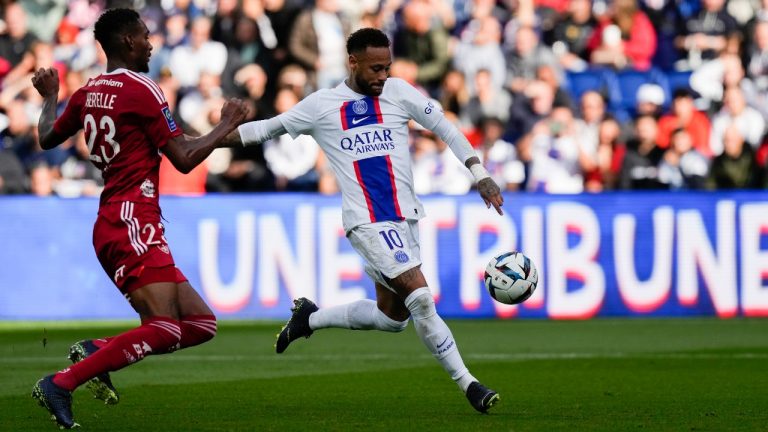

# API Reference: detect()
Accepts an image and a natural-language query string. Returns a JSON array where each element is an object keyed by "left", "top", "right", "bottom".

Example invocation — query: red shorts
[{"left": 93, "top": 201, "right": 187, "bottom": 293}]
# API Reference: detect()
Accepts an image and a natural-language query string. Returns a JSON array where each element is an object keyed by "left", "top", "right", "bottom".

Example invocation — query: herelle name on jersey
[{"left": 85, "top": 92, "right": 117, "bottom": 110}]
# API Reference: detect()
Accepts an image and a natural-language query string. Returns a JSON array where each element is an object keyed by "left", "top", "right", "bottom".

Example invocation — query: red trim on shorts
[{"left": 123, "top": 265, "right": 187, "bottom": 293}]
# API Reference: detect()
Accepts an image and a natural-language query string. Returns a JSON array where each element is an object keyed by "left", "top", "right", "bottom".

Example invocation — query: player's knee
[
  {"left": 374, "top": 308, "right": 409, "bottom": 332},
  {"left": 403, "top": 288, "right": 436, "bottom": 321},
  {"left": 199, "top": 316, "right": 217, "bottom": 342},
  {"left": 390, "top": 319, "right": 409, "bottom": 333},
  {"left": 183, "top": 315, "right": 217, "bottom": 344},
  {"left": 147, "top": 318, "right": 182, "bottom": 352}
]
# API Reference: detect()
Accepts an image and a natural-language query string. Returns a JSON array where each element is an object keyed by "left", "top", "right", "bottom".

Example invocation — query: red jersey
[{"left": 53, "top": 68, "right": 183, "bottom": 206}]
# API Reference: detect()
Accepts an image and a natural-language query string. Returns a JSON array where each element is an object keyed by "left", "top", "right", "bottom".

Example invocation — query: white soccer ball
[{"left": 484, "top": 251, "right": 539, "bottom": 305}]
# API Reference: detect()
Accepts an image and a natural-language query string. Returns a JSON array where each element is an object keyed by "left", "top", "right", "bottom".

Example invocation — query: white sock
[
  {"left": 404, "top": 287, "right": 477, "bottom": 392},
  {"left": 309, "top": 299, "right": 408, "bottom": 332}
]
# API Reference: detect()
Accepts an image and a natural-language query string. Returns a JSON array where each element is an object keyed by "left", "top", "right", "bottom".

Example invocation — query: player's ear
[
  {"left": 348, "top": 53, "right": 358, "bottom": 70},
  {"left": 123, "top": 33, "right": 134, "bottom": 51}
]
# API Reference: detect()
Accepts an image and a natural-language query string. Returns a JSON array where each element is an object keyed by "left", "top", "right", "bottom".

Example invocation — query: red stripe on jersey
[
  {"left": 340, "top": 101, "right": 350, "bottom": 130},
  {"left": 384, "top": 155, "right": 403, "bottom": 219},
  {"left": 372, "top": 97, "right": 383, "bottom": 124},
  {"left": 353, "top": 160, "right": 377, "bottom": 223}
]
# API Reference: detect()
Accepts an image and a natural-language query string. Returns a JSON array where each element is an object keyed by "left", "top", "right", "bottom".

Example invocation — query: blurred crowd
[{"left": 1, "top": 0, "right": 768, "bottom": 197}]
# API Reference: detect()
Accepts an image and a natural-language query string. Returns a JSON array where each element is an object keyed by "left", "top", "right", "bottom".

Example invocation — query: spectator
[
  {"left": 505, "top": 25, "right": 560, "bottom": 94},
  {"left": 0, "top": 146, "right": 27, "bottom": 193},
  {"left": 145, "top": 10, "right": 172, "bottom": 80},
  {"left": 28, "top": 161, "right": 54, "bottom": 197},
  {"left": 537, "top": 64, "right": 573, "bottom": 111},
  {"left": 619, "top": 114, "right": 665, "bottom": 189},
  {"left": 521, "top": 105, "right": 587, "bottom": 193},
  {"left": 0, "top": 3, "right": 39, "bottom": 83},
  {"left": 163, "top": 8, "right": 189, "bottom": 49},
  {"left": 233, "top": 63, "right": 274, "bottom": 118},
  {"left": 411, "top": 115, "right": 473, "bottom": 195},
  {"left": 264, "top": 0, "right": 303, "bottom": 69},
  {"left": 20, "top": 0, "right": 69, "bottom": 43},
  {"left": 584, "top": 116, "right": 623, "bottom": 191},
  {"left": 690, "top": 53, "right": 747, "bottom": 112},
  {"left": 210, "top": 0, "right": 241, "bottom": 48},
  {"left": 707, "top": 125, "right": 763, "bottom": 189},
  {"left": 574, "top": 90, "right": 607, "bottom": 157},
  {"left": 657, "top": 128, "right": 709, "bottom": 189},
  {"left": 709, "top": 86, "right": 765, "bottom": 156},
  {"left": 452, "top": 14, "right": 506, "bottom": 95},
  {"left": 55, "top": 133, "right": 103, "bottom": 198},
  {"left": 549, "top": 0, "right": 596, "bottom": 71},
  {"left": 179, "top": 72, "right": 226, "bottom": 135},
  {"left": 676, "top": 0, "right": 739, "bottom": 69},
  {"left": 392, "top": 0, "right": 451, "bottom": 93},
  {"left": 477, "top": 117, "right": 525, "bottom": 191},
  {"left": 506, "top": 79, "right": 556, "bottom": 141},
  {"left": 288, "top": 0, "right": 350, "bottom": 90},
  {"left": 657, "top": 88, "right": 712, "bottom": 157},
  {"left": 460, "top": 68, "right": 512, "bottom": 129},
  {"left": 276, "top": 63, "right": 310, "bottom": 99},
  {"left": 389, "top": 57, "right": 423, "bottom": 91},
  {"left": 436, "top": 69, "right": 469, "bottom": 120},
  {"left": 587, "top": 0, "right": 657, "bottom": 70},
  {"left": 635, "top": 83, "right": 666, "bottom": 118},
  {"left": 168, "top": 15, "right": 228, "bottom": 90},
  {"left": 263, "top": 88, "right": 323, "bottom": 191}
]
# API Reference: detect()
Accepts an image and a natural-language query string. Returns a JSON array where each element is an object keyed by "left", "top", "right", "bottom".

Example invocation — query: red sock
[
  {"left": 52, "top": 317, "right": 181, "bottom": 391},
  {"left": 90, "top": 315, "right": 216, "bottom": 352},
  {"left": 179, "top": 314, "right": 217, "bottom": 349}
]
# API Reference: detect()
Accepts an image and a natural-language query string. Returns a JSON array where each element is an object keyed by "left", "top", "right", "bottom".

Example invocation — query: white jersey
[{"left": 278, "top": 78, "right": 443, "bottom": 232}]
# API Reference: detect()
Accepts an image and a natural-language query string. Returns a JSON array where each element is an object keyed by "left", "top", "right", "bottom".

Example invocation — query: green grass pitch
[{"left": 1, "top": 318, "right": 766, "bottom": 431}]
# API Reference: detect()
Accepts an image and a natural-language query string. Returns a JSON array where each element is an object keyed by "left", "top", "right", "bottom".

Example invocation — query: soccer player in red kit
[{"left": 29, "top": 8, "right": 247, "bottom": 429}]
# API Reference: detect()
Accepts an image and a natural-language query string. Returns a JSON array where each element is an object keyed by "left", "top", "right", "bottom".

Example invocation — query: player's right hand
[
  {"left": 31, "top": 68, "right": 59, "bottom": 98},
  {"left": 477, "top": 177, "right": 504, "bottom": 216},
  {"left": 220, "top": 98, "right": 249, "bottom": 128}
]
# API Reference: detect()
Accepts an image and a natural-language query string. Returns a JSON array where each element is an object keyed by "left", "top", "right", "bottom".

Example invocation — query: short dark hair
[
  {"left": 346, "top": 28, "right": 390, "bottom": 55},
  {"left": 94, "top": 8, "right": 142, "bottom": 55}
]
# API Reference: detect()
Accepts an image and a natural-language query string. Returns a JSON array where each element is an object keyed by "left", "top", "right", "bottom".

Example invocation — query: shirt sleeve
[
  {"left": 52, "top": 89, "right": 86, "bottom": 137},
  {"left": 392, "top": 78, "right": 443, "bottom": 131},
  {"left": 134, "top": 80, "right": 183, "bottom": 149},
  {"left": 278, "top": 92, "right": 318, "bottom": 138}
]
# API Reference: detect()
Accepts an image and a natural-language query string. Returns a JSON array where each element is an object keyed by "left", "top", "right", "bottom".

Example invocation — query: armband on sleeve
[{"left": 237, "top": 116, "right": 287, "bottom": 146}]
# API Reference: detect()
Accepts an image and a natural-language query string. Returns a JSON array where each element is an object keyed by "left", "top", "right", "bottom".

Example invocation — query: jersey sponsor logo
[
  {"left": 162, "top": 106, "right": 178, "bottom": 132},
  {"left": 424, "top": 101, "right": 435, "bottom": 114},
  {"left": 340, "top": 129, "right": 395, "bottom": 155},
  {"left": 140, "top": 179, "right": 156, "bottom": 198},
  {"left": 394, "top": 250, "right": 409, "bottom": 263},
  {"left": 340, "top": 96, "right": 383, "bottom": 130}
]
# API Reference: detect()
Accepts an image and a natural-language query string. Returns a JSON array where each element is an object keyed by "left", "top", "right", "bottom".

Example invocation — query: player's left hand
[{"left": 477, "top": 177, "right": 504, "bottom": 215}]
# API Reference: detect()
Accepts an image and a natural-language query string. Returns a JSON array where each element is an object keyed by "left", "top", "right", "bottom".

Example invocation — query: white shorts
[{"left": 347, "top": 220, "right": 421, "bottom": 291}]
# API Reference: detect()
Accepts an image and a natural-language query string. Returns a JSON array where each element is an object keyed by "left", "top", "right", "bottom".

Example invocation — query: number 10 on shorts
[{"left": 378, "top": 229, "right": 404, "bottom": 250}]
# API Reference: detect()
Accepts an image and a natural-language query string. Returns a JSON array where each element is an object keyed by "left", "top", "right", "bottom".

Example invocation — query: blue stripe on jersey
[{"left": 354, "top": 155, "right": 403, "bottom": 223}]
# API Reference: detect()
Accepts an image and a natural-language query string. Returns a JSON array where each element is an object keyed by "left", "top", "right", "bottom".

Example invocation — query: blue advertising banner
[{"left": 1, "top": 192, "right": 768, "bottom": 320}]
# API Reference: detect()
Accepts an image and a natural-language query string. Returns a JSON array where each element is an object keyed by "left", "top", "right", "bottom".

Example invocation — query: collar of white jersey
[{"left": 337, "top": 78, "right": 388, "bottom": 98}]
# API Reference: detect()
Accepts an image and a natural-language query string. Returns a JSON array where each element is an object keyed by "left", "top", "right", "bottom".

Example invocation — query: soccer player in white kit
[{"left": 232, "top": 28, "right": 505, "bottom": 413}]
